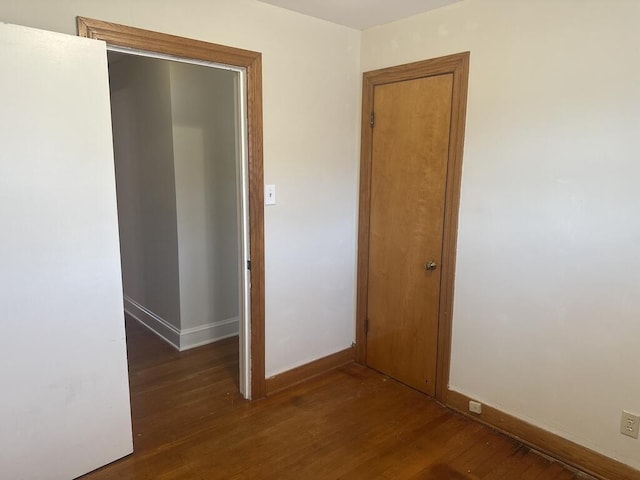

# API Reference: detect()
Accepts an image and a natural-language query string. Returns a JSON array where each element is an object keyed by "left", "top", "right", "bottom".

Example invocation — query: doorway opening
[
  {"left": 356, "top": 53, "right": 470, "bottom": 402},
  {"left": 108, "top": 50, "right": 247, "bottom": 393},
  {"left": 78, "top": 17, "right": 266, "bottom": 400}
]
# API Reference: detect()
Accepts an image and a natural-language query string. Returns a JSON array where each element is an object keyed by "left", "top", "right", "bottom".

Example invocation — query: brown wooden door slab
[{"left": 366, "top": 74, "right": 453, "bottom": 395}]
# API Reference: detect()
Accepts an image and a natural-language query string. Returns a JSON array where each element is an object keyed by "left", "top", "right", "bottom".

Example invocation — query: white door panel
[{"left": 0, "top": 23, "right": 132, "bottom": 479}]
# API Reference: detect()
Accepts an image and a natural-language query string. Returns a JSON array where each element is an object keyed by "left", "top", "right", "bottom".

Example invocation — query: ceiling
[{"left": 257, "top": 0, "right": 462, "bottom": 30}]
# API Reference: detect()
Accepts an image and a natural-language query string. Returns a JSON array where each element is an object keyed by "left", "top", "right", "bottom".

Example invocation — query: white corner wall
[
  {"left": 109, "top": 54, "right": 182, "bottom": 331},
  {"left": 0, "top": 0, "right": 362, "bottom": 376},
  {"left": 362, "top": 0, "right": 640, "bottom": 469}
]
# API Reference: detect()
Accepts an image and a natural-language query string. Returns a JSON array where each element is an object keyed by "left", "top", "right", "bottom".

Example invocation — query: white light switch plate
[{"left": 265, "top": 184, "right": 276, "bottom": 205}]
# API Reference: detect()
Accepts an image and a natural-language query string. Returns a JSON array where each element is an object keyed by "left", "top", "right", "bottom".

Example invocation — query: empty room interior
[{"left": 1, "top": 1, "right": 639, "bottom": 479}]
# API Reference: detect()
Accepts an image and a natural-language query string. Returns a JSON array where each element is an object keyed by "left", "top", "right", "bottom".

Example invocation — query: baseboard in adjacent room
[
  {"left": 445, "top": 389, "right": 640, "bottom": 480},
  {"left": 124, "top": 296, "right": 239, "bottom": 351},
  {"left": 179, "top": 317, "right": 239, "bottom": 351},
  {"left": 266, "top": 347, "right": 355, "bottom": 395},
  {"left": 124, "top": 296, "right": 181, "bottom": 349}
]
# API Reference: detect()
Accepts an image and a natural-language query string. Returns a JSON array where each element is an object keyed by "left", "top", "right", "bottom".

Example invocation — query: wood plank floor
[{"left": 80, "top": 319, "right": 590, "bottom": 480}]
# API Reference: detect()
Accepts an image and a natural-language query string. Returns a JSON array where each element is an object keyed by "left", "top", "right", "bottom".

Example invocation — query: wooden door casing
[
  {"left": 356, "top": 53, "right": 470, "bottom": 401},
  {"left": 77, "top": 17, "right": 267, "bottom": 400}
]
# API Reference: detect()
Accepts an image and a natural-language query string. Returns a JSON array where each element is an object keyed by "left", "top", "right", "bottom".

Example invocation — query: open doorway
[
  {"left": 78, "top": 17, "right": 266, "bottom": 400},
  {"left": 108, "top": 50, "right": 246, "bottom": 391}
]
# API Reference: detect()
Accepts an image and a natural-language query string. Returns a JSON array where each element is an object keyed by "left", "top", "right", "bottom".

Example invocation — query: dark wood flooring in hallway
[{"left": 79, "top": 318, "right": 589, "bottom": 479}]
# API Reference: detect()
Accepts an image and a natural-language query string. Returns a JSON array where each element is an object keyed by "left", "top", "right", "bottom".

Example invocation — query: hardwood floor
[{"left": 80, "top": 319, "right": 590, "bottom": 480}]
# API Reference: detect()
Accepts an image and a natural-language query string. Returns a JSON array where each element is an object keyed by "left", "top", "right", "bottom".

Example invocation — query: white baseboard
[
  {"left": 179, "top": 317, "right": 239, "bottom": 351},
  {"left": 124, "top": 296, "right": 239, "bottom": 352},
  {"left": 124, "top": 296, "right": 181, "bottom": 350}
]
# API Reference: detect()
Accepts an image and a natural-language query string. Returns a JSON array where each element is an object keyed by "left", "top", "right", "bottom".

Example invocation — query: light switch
[{"left": 265, "top": 184, "right": 276, "bottom": 205}]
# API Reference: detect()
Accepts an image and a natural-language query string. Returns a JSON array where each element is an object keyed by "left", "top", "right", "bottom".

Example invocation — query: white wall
[
  {"left": 170, "top": 63, "right": 240, "bottom": 335},
  {"left": 0, "top": 0, "right": 362, "bottom": 375},
  {"left": 362, "top": 0, "right": 640, "bottom": 469},
  {"left": 109, "top": 53, "right": 182, "bottom": 329}
]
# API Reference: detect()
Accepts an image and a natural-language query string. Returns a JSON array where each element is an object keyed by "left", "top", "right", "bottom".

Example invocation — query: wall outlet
[
  {"left": 469, "top": 400, "right": 482, "bottom": 415},
  {"left": 621, "top": 410, "right": 640, "bottom": 439}
]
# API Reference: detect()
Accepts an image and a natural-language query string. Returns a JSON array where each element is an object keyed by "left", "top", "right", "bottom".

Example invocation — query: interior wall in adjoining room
[
  {"left": 109, "top": 52, "right": 242, "bottom": 348},
  {"left": 109, "top": 53, "right": 182, "bottom": 330},
  {"left": 169, "top": 62, "right": 241, "bottom": 336},
  {"left": 362, "top": 0, "right": 640, "bottom": 470}
]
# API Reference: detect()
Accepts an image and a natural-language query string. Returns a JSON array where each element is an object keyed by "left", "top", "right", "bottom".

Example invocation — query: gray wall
[
  {"left": 170, "top": 63, "right": 240, "bottom": 331},
  {"left": 109, "top": 54, "right": 181, "bottom": 329}
]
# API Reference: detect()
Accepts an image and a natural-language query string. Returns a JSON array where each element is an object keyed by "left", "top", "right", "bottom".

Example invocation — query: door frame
[
  {"left": 77, "top": 17, "right": 266, "bottom": 400},
  {"left": 356, "top": 52, "right": 470, "bottom": 401}
]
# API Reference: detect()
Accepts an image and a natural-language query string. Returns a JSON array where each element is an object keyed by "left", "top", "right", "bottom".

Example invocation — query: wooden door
[{"left": 365, "top": 74, "right": 454, "bottom": 396}]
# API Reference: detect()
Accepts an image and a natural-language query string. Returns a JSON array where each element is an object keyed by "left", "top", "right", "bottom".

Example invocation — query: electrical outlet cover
[
  {"left": 469, "top": 400, "right": 482, "bottom": 415},
  {"left": 621, "top": 410, "right": 640, "bottom": 439}
]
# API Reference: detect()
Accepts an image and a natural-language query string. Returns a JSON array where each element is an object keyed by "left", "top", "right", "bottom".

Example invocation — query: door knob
[{"left": 424, "top": 261, "right": 437, "bottom": 271}]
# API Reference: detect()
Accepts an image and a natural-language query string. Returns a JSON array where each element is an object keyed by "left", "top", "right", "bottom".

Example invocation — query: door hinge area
[
  {"left": 364, "top": 318, "right": 369, "bottom": 334},
  {"left": 247, "top": 260, "right": 251, "bottom": 270},
  {"left": 370, "top": 112, "right": 375, "bottom": 127}
]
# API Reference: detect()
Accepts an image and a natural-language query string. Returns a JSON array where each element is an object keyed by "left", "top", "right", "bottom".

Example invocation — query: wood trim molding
[
  {"left": 445, "top": 389, "right": 640, "bottom": 480},
  {"left": 77, "top": 17, "right": 259, "bottom": 65},
  {"left": 356, "top": 52, "right": 470, "bottom": 403},
  {"left": 77, "top": 17, "right": 266, "bottom": 399},
  {"left": 266, "top": 348, "right": 355, "bottom": 395}
]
